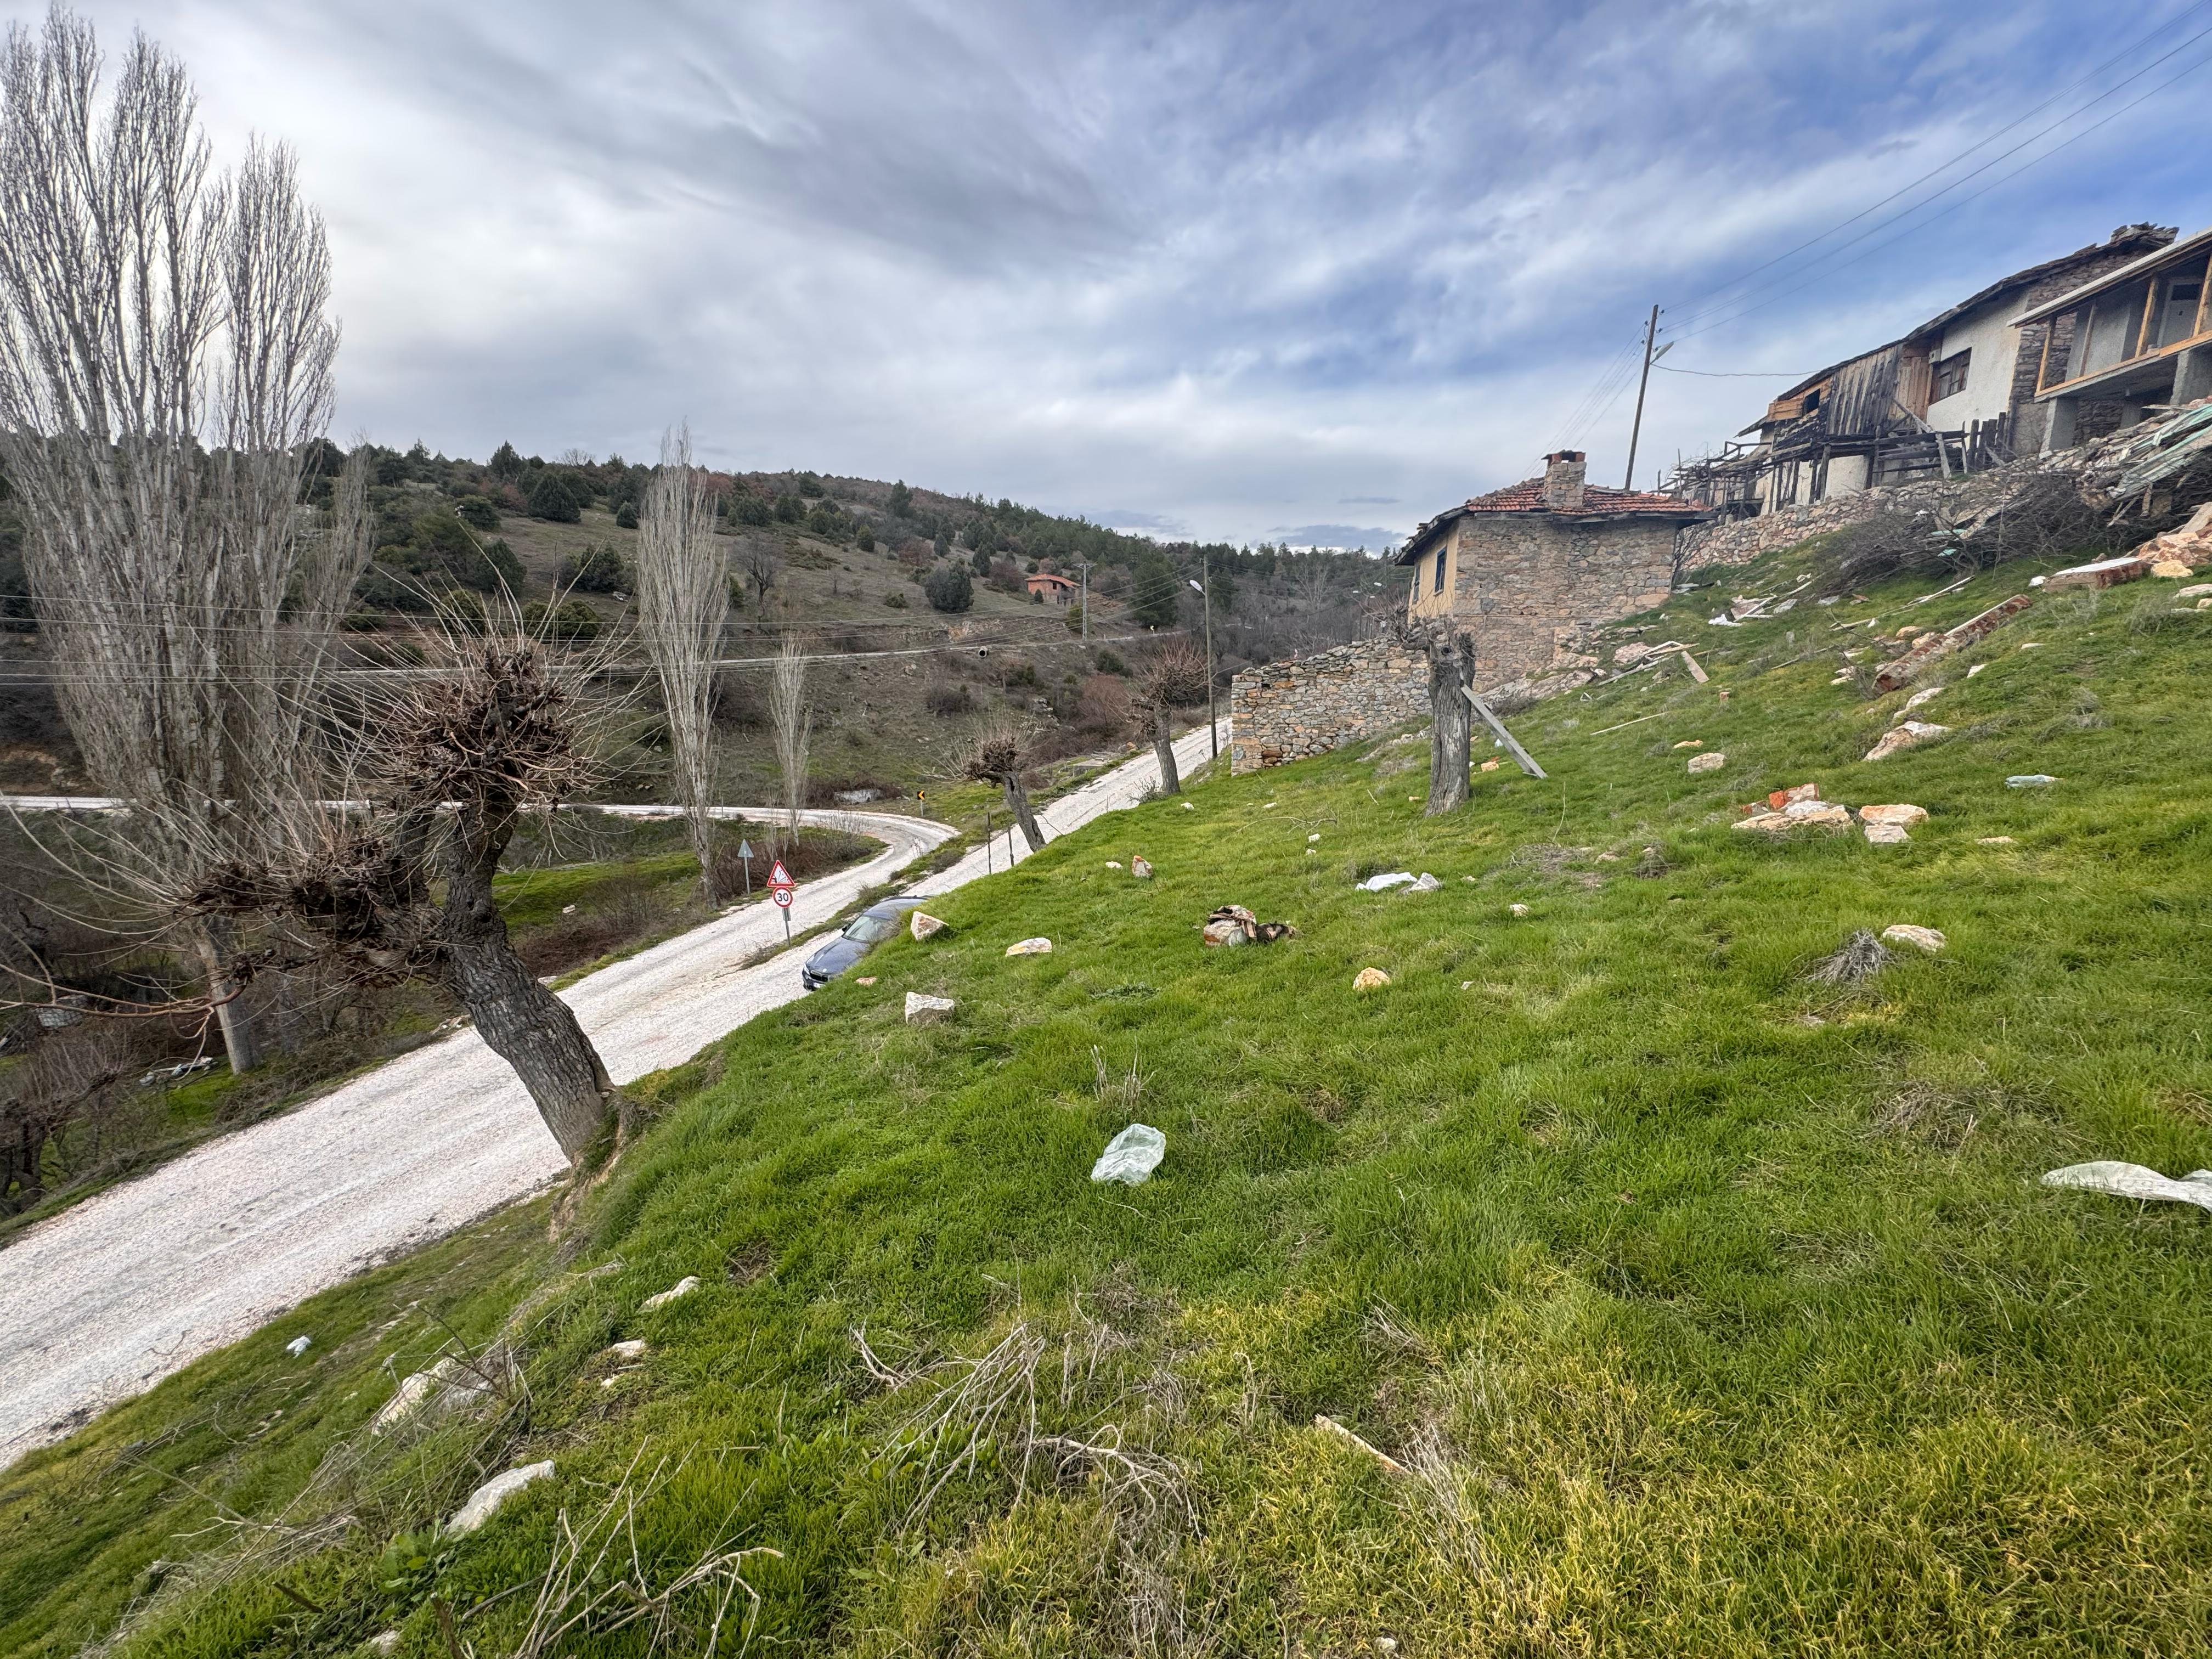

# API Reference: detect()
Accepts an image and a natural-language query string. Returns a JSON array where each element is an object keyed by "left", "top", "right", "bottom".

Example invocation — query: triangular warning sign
[{"left": 768, "top": 859, "right": 793, "bottom": 887}]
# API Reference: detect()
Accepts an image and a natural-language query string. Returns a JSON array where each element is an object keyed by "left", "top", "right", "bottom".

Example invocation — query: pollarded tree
[
  {"left": 0, "top": 7, "right": 370, "bottom": 1071},
  {"left": 1130, "top": 642, "right": 1207, "bottom": 797},
  {"left": 182, "top": 603, "right": 631, "bottom": 1168},
  {"left": 1401, "top": 619, "right": 1476, "bottom": 816},
  {"left": 962, "top": 721, "right": 1046, "bottom": 853},
  {"left": 768, "top": 634, "right": 811, "bottom": 845},
  {"left": 634, "top": 427, "right": 728, "bottom": 900}
]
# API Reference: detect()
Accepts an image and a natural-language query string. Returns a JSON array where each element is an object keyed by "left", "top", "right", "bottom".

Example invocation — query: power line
[{"left": 1671, "top": 18, "right": 2212, "bottom": 341}]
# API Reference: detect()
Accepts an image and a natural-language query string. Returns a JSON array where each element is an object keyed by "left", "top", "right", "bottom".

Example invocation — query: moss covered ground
[{"left": 4, "top": 543, "right": 2209, "bottom": 1657}]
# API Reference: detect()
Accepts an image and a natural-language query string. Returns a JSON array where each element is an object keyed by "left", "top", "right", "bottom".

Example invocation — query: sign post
[
  {"left": 737, "top": 838, "right": 754, "bottom": 899},
  {"left": 767, "top": 857, "right": 794, "bottom": 942}
]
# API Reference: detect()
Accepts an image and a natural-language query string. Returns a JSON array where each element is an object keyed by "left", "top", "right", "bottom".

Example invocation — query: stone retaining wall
[
  {"left": 1229, "top": 637, "right": 1427, "bottom": 774},
  {"left": 1678, "top": 464, "right": 2028, "bottom": 569}
]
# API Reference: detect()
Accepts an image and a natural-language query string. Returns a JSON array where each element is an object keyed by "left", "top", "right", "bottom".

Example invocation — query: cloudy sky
[{"left": 60, "top": 0, "right": 2212, "bottom": 548}]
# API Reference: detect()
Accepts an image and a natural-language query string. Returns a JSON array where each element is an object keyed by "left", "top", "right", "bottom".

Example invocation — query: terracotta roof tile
[{"left": 1456, "top": 478, "right": 1699, "bottom": 516}]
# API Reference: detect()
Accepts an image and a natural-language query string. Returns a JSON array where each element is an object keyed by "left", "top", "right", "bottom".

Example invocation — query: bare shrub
[{"left": 1804, "top": 929, "right": 1893, "bottom": 985}]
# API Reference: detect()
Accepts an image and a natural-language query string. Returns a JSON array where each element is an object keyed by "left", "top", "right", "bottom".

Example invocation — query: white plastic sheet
[
  {"left": 2041, "top": 1161, "right": 2212, "bottom": 1214},
  {"left": 1091, "top": 1124, "right": 1166, "bottom": 1186}
]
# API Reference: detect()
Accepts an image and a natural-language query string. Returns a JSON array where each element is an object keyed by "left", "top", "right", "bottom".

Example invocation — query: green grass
[{"left": 6, "top": 546, "right": 2211, "bottom": 1656}]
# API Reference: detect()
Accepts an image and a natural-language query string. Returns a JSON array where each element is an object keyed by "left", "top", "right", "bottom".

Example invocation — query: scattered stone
[
  {"left": 1130, "top": 856, "right": 1154, "bottom": 879},
  {"left": 1732, "top": 811, "right": 1793, "bottom": 833},
  {"left": 904, "top": 991, "right": 956, "bottom": 1023},
  {"left": 602, "top": 1340, "right": 648, "bottom": 1362},
  {"left": 1863, "top": 821, "right": 1910, "bottom": 845},
  {"left": 1091, "top": 1123, "right": 1167, "bottom": 1185},
  {"left": 1357, "top": 871, "right": 1418, "bottom": 892},
  {"left": 1967, "top": 662, "right": 1987, "bottom": 676},
  {"left": 1978, "top": 835, "right": 2016, "bottom": 845},
  {"left": 855, "top": 975, "right": 877, "bottom": 985},
  {"left": 1865, "top": 721, "right": 1948, "bottom": 761},
  {"left": 1671, "top": 738, "right": 1703, "bottom": 749},
  {"left": 1005, "top": 936, "right": 1053, "bottom": 955},
  {"left": 1307, "top": 833, "right": 1321, "bottom": 843},
  {"left": 1901, "top": 685, "right": 1945, "bottom": 712},
  {"left": 1895, "top": 624, "right": 1923, "bottom": 639},
  {"left": 2177, "top": 583, "right": 2212, "bottom": 600},
  {"left": 910, "top": 911, "right": 947, "bottom": 941},
  {"left": 1595, "top": 851, "right": 1621, "bottom": 862},
  {"left": 369, "top": 1633, "right": 401, "bottom": 1657},
  {"left": 371, "top": 1370, "right": 438, "bottom": 1434},
  {"left": 1858, "top": 804, "right": 1928, "bottom": 828},
  {"left": 2149, "top": 560, "right": 2196, "bottom": 579},
  {"left": 1880, "top": 924, "right": 1946, "bottom": 952},
  {"left": 285, "top": 1335, "right": 312, "bottom": 1357},
  {"left": 1353, "top": 967, "right": 1391, "bottom": 990},
  {"left": 1479, "top": 758, "right": 1500, "bottom": 771},
  {"left": 2005, "top": 774, "right": 2059, "bottom": 787},
  {"left": 1105, "top": 860, "right": 1122, "bottom": 869},
  {"left": 1509, "top": 903, "right": 1530, "bottom": 917},
  {"left": 1783, "top": 802, "right": 1853, "bottom": 827},
  {"left": 2019, "top": 642, "right": 2043, "bottom": 650},
  {"left": 2045, "top": 555, "right": 2151, "bottom": 591},
  {"left": 1686, "top": 751, "right": 1725, "bottom": 774},
  {"left": 642, "top": 1276, "right": 700, "bottom": 1310},
  {"left": 1768, "top": 783, "right": 1820, "bottom": 808},
  {"left": 2041, "top": 1161, "right": 2212, "bottom": 1214},
  {"left": 560, "top": 904, "right": 577, "bottom": 916},
  {"left": 448, "top": 1462, "right": 555, "bottom": 1537},
  {"left": 1181, "top": 801, "right": 1195, "bottom": 810},
  {"left": 1262, "top": 802, "right": 1279, "bottom": 809}
]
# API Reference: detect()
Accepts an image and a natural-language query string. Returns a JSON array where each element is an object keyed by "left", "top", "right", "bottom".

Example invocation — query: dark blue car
[{"left": 799, "top": 896, "right": 928, "bottom": 990}]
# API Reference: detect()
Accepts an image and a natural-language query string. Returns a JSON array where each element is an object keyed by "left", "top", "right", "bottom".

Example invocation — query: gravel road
[{"left": 0, "top": 720, "right": 1221, "bottom": 1463}]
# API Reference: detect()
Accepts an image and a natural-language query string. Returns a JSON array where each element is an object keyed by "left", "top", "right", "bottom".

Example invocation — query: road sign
[
  {"left": 766, "top": 857, "right": 795, "bottom": 940},
  {"left": 771, "top": 887, "right": 792, "bottom": 909},
  {"left": 737, "top": 839, "right": 753, "bottom": 861},
  {"left": 767, "top": 859, "right": 793, "bottom": 890}
]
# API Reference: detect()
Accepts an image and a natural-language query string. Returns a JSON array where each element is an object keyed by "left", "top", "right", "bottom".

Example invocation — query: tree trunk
[
  {"left": 1426, "top": 631, "right": 1474, "bottom": 816},
  {"left": 194, "top": 917, "right": 262, "bottom": 1074},
  {"left": 440, "top": 799, "right": 620, "bottom": 1167},
  {"left": 690, "top": 812, "right": 721, "bottom": 906},
  {"left": 1151, "top": 707, "right": 1182, "bottom": 797},
  {"left": 1001, "top": 775, "right": 1047, "bottom": 854}
]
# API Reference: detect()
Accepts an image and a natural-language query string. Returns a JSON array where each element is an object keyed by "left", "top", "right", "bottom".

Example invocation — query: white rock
[
  {"left": 1686, "top": 751, "right": 1725, "bottom": 774},
  {"left": 1005, "top": 936, "right": 1053, "bottom": 955},
  {"left": 371, "top": 1370, "right": 437, "bottom": 1435},
  {"left": 560, "top": 904, "right": 577, "bottom": 916},
  {"left": 602, "top": 1340, "right": 648, "bottom": 1361},
  {"left": 285, "top": 1335, "right": 312, "bottom": 1357},
  {"left": 910, "top": 911, "right": 948, "bottom": 940},
  {"left": 1967, "top": 663, "right": 1987, "bottom": 676},
  {"left": 447, "top": 1461, "right": 555, "bottom": 1537},
  {"left": 2177, "top": 583, "right": 2212, "bottom": 600},
  {"left": 1353, "top": 967, "right": 1391, "bottom": 990},
  {"left": 1181, "top": 801, "right": 1195, "bottom": 810},
  {"left": 1863, "top": 821, "right": 1910, "bottom": 845},
  {"left": 641, "top": 1275, "right": 699, "bottom": 1310},
  {"left": 1857, "top": 804, "right": 1928, "bottom": 828},
  {"left": 2041, "top": 1162, "right": 2212, "bottom": 1214},
  {"left": 1130, "top": 856, "right": 1153, "bottom": 879},
  {"left": 1901, "top": 685, "right": 1945, "bottom": 711},
  {"left": 1509, "top": 903, "right": 1530, "bottom": 917},
  {"left": 1105, "top": 860, "right": 1122, "bottom": 869},
  {"left": 1782, "top": 797, "right": 1842, "bottom": 820},
  {"left": 1864, "top": 721, "right": 1948, "bottom": 762},
  {"left": 904, "top": 991, "right": 956, "bottom": 1024},
  {"left": 1732, "top": 812, "right": 1793, "bottom": 833},
  {"left": 1357, "top": 871, "right": 1417, "bottom": 892},
  {"left": 1977, "top": 835, "right": 2016, "bottom": 845},
  {"left": 369, "top": 1632, "right": 401, "bottom": 1656},
  {"left": 1307, "top": 833, "right": 1321, "bottom": 843},
  {"left": 1880, "top": 924, "right": 1946, "bottom": 952}
]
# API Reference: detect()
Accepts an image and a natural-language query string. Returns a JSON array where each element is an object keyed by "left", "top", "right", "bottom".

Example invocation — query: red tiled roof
[{"left": 1457, "top": 478, "right": 1700, "bottom": 515}]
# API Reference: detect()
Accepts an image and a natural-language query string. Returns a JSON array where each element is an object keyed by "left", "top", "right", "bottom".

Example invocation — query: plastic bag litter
[
  {"left": 2041, "top": 1161, "right": 2212, "bottom": 1213},
  {"left": 286, "top": 1335, "right": 312, "bottom": 1357},
  {"left": 1357, "top": 871, "right": 1417, "bottom": 892},
  {"left": 1091, "top": 1124, "right": 1166, "bottom": 1186},
  {"left": 2006, "top": 775, "right": 2060, "bottom": 787}
]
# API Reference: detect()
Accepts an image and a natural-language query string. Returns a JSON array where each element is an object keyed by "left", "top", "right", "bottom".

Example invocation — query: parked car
[{"left": 799, "top": 896, "right": 927, "bottom": 990}]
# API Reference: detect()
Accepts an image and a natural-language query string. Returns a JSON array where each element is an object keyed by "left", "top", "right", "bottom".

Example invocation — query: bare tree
[
  {"left": 768, "top": 634, "right": 810, "bottom": 845},
  {"left": 1128, "top": 642, "right": 1206, "bottom": 797},
  {"left": 743, "top": 539, "right": 782, "bottom": 610},
  {"left": 0, "top": 7, "right": 366, "bottom": 1071},
  {"left": 634, "top": 425, "right": 726, "bottom": 900},
  {"left": 182, "top": 604, "right": 629, "bottom": 1169},
  {"left": 962, "top": 722, "right": 1046, "bottom": 853}
]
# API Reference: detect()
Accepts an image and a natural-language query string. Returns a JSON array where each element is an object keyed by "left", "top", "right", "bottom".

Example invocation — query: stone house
[
  {"left": 1396, "top": 451, "right": 1703, "bottom": 684},
  {"left": 2013, "top": 223, "right": 2212, "bottom": 450},
  {"left": 1025, "top": 571, "right": 1076, "bottom": 605},
  {"left": 1679, "top": 224, "right": 2175, "bottom": 515}
]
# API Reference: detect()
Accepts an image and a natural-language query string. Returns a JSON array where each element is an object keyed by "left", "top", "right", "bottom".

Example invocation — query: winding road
[{"left": 0, "top": 721, "right": 1223, "bottom": 1463}]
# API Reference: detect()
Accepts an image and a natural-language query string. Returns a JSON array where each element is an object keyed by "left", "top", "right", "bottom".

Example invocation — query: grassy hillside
[{"left": 7, "top": 541, "right": 2211, "bottom": 1657}]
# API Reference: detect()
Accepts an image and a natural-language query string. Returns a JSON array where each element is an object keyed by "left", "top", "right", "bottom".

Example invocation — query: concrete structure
[
  {"left": 1396, "top": 452, "right": 1701, "bottom": 684},
  {"left": 1676, "top": 225, "right": 2175, "bottom": 515},
  {"left": 1228, "top": 636, "right": 1427, "bottom": 774},
  {"left": 2015, "top": 224, "right": 2212, "bottom": 451}
]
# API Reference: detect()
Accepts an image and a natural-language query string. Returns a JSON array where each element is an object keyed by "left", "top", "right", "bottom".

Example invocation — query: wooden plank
[
  {"left": 1462, "top": 685, "right": 1547, "bottom": 779},
  {"left": 1679, "top": 649, "right": 1709, "bottom": 684}
]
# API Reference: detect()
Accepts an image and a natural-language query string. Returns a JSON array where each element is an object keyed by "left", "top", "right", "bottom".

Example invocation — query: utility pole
[
  {"left": 1625, "top": 303, "right": 1661, "bottom": 490},
  {"left": 1077, "top": 558, "right": 1091, "bottom": 641},
  {"left": 1188, "top": 562, "right": 1217, "bottom": 763}
]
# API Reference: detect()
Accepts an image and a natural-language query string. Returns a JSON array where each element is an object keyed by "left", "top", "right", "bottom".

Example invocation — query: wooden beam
[
  {"left": 1462, "top": 684, "right": 1547, "bottom": 779},
  {"left": 1679, "top": 648, "right": 1709, "bottom": 684}
]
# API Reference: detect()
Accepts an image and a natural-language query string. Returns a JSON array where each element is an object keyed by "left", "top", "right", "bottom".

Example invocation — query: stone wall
[
  {"left": 1229, "top": 636, "right": 1427, "bottom": 774},
  {"left": 1679, "top": 462, "right": 2039, "bottom": 570},
  {"left": 1446, "top": 515, "right": 1680, "bottom": 683}
]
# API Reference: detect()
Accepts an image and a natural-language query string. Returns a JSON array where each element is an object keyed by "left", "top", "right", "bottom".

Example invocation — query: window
[
  {"left": 1432, "top": 549, "right": 1447, "bottom": 595},
  {"left": 1932, "top": 349, "right": 1970, "bottom": 403}
]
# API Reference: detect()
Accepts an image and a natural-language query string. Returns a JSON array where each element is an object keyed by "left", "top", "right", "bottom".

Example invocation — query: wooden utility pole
[
  {"left": 1077, "top": 558, "right": 1091, "bottom": 641},
  {"left": 1625, "top": 303, "right": 1660, "bottom": 490},
  {"left": 1201, "top": 553, "right": 1217, "bottom": 762}
]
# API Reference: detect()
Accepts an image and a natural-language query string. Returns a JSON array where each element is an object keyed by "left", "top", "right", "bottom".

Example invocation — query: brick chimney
[{"left": 1541, "top": 450, "right": 1587, "bottom": 512}]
